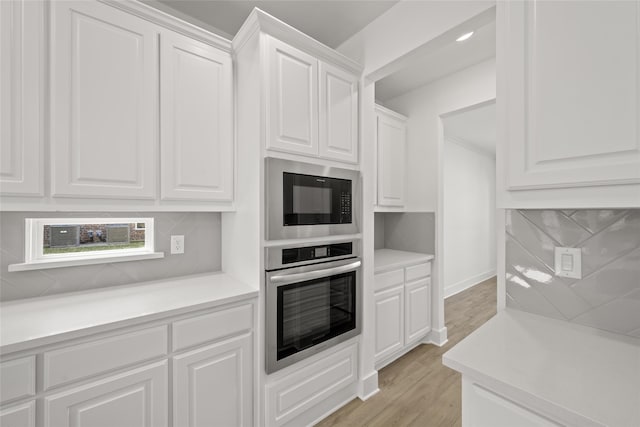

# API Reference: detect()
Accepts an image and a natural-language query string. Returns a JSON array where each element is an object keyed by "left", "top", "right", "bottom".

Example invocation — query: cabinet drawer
[
  {"left": 405, "top": 262, "right": 431, "bottom": 282},
  {"left": 266, "top": 342, "right": 357, "bottom": 426},
  {"left": 0, "top": 356, "right": 35, "bottom": 404},
  {"left": 172, "top": 303, "right": 253, "bottom": 351},
  {"left": 43, "top": 326, "right": 167, "bottom": 390},
  {"left": 0, "top": 401, "right": 35, "bottom": 427},
  {"left": 374, "top": 269, "right": 404, "bottom": 292}
]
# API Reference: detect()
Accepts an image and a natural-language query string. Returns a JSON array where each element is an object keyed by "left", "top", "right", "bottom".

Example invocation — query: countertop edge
[{"left": 1, "top": 273, "right": 258, "bottom": 355}]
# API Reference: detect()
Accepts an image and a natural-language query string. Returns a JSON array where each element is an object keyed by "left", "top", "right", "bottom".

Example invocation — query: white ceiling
[
  {"left": 145, "top": 0, "right": 399, "bottom": 48},
  {"left": 443, "top": 102, "right": 496, "bottom": 156},
  {"left": 375, "top": 15, "right": 496, "bottom": 101}
]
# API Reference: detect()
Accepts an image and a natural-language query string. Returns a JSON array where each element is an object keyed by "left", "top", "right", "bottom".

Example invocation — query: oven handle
[{"left": 270, "top": 260, "right": 361, "bottom": 285}]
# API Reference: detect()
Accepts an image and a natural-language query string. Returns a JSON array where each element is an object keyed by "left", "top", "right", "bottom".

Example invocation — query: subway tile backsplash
[
  {"left": 0, "top": 212, "right": 222, "bottom": 301},
  {"left": 506, "top": 209, "right": 640, "bottom": 338}
]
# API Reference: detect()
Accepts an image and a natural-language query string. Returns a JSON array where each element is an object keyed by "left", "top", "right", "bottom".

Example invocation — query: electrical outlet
[
  {"left": 554, "top": 247, "right": 581, "bottom": 279},
  {"left": 171, "top": 235, "right": 184, "bottom": 254}
]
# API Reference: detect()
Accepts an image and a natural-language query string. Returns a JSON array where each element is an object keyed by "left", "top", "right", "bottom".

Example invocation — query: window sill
[{"left": 8, "top": 252, "right": 165, "bottom": 272}]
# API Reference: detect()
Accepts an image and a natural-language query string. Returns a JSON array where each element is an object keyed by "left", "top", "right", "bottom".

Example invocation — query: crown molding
[
  {"left": 233, "top": 8, "right": 362, "bottom": 75},
  {"left": 100, "top": 0, "right": 232, "bottom": 52}
]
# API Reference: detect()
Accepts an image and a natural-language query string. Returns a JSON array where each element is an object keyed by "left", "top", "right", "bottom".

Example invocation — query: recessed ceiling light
[{"left": 456, "top": 31, "right": 474, "bottom": 42}]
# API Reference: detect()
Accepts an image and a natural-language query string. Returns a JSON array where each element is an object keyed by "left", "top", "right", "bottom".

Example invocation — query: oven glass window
[
  {"left": 292, "top": 185, "right": 332, "bottom": 214},
  {"left": 277, "top": 271, "right": 356, "bottom": 361}
]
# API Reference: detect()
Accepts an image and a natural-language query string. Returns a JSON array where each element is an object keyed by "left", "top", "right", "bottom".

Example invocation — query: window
[{"left": 9, "top": 218, "right": 164, "bottom": 272}]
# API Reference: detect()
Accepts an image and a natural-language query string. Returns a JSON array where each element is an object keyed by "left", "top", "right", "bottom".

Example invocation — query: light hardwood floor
[{"left": 316, "top": 276, "right": 497, "bottom": 427}]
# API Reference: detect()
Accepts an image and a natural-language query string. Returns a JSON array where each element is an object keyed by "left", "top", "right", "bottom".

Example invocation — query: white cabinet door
[
  {"left": 376, "top": 107, "right": 406, "bottom": 207},
  {"left": 160, "top": 31, "right": 233, "bottom": 201},
  {"left": 374, "top": 285, "right": 404, "bottom": 362},
  {"left": 319, "top": 62, "right": 358, "bottom": 163},
  {"left": 0, "top": 0, "right": 43, "bottom": 196},
  {"left": 44, "top": 361, "right": 168, "bottom": 427},
  {"left": 267, "top": 36, "right": 319, "bottom": 157},
  {"left": 502, "top": 1, "right": 640, "bottom": 191},
  {"left": 0, "top": 401, "right": 35, "bottom": 427},
  {"left": 405, "top": 278, "right": 431, "bottom": 345},
  {"left": 173, "top": 333, "right": 252, "bottom": 427},
  {"left": 50, "top": 1, "right": 158, "bottom": 199}
]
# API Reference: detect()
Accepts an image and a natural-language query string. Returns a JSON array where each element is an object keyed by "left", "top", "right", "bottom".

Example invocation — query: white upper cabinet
[
  {"left": 267, "top": 37, "right": 319, "bottom": 157},
  {"left": 50, "top": 1, "right": 158, "bottom": 199},
  {"left": 160, "top": 31, "right": 233, "bottom": 201},
  {"left": 262, "top": 29, "right": 361, "bottom": 165},
  {"left": 376, "top": 105, "right": 407, "bottom": 207},
  {"left": 501, "top": 1, "right": 640, "bottom": 196},
  {"left": 319, "top": 62, "right": 359, "bottom": 164},
  {"left": 0, "top": 1, "right": 43, "bottom": 196}
]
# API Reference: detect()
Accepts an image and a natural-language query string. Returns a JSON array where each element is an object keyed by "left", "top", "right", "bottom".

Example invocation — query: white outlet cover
[
  {"left": 554, "top": 247, "right": 581, "bottom": 279},
  {"left": 171, "top": 235, "right": 184, "bottom": 255}
]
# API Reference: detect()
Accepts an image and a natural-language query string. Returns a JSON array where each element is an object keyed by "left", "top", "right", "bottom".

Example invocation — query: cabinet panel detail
[
  {"left": 50, "top": 1, "right": 158, "bottom": 198},
  {"left": 0, "top": 401, "right": 35, "bottom": 427},
  {"left": 0, "top": 356, "right": 35, "bottom": 404},
  {"left": 267, "top": 37, "right": 319, "bottom": 156},
  {"left": 173, "top": 333, "right": 253, "bottom": 427},
  {"left": 160, "top": 31, "right": 233, "bottom": 201},
  {"left": 374, "top": 285, "right": 404, "bottom": 360},
  {"left": 44, "top": 361, "right": 168, "bottom": 427},
  {"left": 319, "top": 62, "right": 358, "bottom": 163},
  {"left": 43, "top": 326, "right": 167, "bottom": 390},
  {"left": 0, "top": 0, "right": 43, "bottom": 196},
  {"left": 505, "top": 1, "right": 640, "bottom": 190}
]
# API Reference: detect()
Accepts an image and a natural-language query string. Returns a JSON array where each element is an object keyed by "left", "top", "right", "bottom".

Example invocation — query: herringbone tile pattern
[{"left": 506, "top": 209, "right": 640, "bottom": 338}]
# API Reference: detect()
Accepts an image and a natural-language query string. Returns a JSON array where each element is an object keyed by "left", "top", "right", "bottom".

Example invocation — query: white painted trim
[
  {"left": 374, "top": 104, "right": 408, "bottom": 122},
  {"left": 99, "top": 0, "right": 232, "bottom": 51},
  {"left": 445, "top": 135, "right": 495, "bottom": 159},
  {"left": 424, "top": 327, "right": 448, "bottom": 347},
  {"left": 496, "top": 209, "right": 506, "bottom": 311},
  {"left": 8, "top": 252, "right": 165, "bottom": 272},
  {"left": 232, "top": 8, "right": 362, "bottom": 75},
  {"left": 358, "top": 370, "right": 379, "bottom": 401},
  {"left": 445, "top": 270, "right": 496, "bottom": 299}
]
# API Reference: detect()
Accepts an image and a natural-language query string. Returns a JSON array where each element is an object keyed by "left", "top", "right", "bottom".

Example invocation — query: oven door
[
  {"left": 265, "top": 258, "right": 361, "bottom": 373},
  {"left": 266, "top": 157, "right": 360, "bottom": 240}
]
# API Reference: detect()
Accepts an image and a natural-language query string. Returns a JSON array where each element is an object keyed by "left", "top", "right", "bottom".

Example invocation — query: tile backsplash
[
  {"left": 0, "top": 212, "right": 221, "bottom": 301},
  {"left": 506, "top": 209, "right": 640, "bottom": 338}
]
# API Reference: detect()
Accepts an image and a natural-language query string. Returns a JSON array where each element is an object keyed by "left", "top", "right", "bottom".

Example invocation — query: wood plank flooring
[{"left": 316, "top": 277, "right": 497, "bottom": 427}]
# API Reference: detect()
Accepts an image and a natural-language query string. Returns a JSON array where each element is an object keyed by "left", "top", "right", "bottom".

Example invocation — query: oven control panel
[{"left": 282, "top": 242, "right": 352, "bottom": 265}]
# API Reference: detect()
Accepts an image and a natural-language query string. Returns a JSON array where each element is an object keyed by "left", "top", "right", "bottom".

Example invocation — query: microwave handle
[{"left": 270, "top": 260, "right": 362, "bottom": 285}]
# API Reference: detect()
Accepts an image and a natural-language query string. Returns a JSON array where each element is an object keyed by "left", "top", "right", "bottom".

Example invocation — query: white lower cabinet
[
  {"left": 265, "top": 342, "right": 358, "bottom": 427},
  {"left": 405, "top": 278, "right": 431, "bottom": 344},
  {"left": 173, "top": 333, "right": 253, "bottom": 427},
  {"left": 0, "top": 401, "right": 35, "bottom": 427},
  {"left": 374, "top": 285, "right": 404, "bottom": 361},
  {"left": 462, "top": 378, "right": 563, "bottom": 427},
  {"left": 0, "top": 300, "right": 255, "bottom": 427},
  {"left": 374, "top": 261, "right": 432, "bottom": 367},
  {"left": 44, "top": 361, "right": 168, "bottom": 427}
]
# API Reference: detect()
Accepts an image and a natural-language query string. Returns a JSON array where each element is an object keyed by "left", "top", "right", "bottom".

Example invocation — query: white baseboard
[
  {"left": 445, "top": 270, "right": 496, "bottom": 299},
  {"left": 424, "top": 327, "right": 448, "bottom": 346},
  {"left": 358, "top": 370, "right": 379, "bottom": 400}
]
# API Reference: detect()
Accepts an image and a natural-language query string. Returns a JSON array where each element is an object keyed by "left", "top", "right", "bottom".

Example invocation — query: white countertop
[
  {"left": 443, "top": 309, "right": 640, "bottom": 427},
  {"left": 0, "top": 272, "right": 258, "bottom": 354},
  {"left": 374, "top": 248, "right": 434, "bottom": 273}
]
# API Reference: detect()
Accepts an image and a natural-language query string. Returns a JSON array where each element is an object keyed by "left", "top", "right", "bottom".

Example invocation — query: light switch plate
[{"left": 554, "top": 247, "right": 581, "bottom": 279}]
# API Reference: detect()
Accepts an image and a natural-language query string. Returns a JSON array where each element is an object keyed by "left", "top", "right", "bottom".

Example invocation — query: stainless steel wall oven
[{"left": 265, "top": 241, "right": 361, "bottom": 373}]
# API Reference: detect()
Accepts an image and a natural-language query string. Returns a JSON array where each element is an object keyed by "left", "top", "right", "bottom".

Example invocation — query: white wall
[
  {"left": 337, "top": 0, "right": 494, "bottom": 76},
  {"left": 384, "top": 59, "right": 496, "bottom": 211},
  {"left": 443, "top": 140, "right": 496, "bottom": 297}
]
